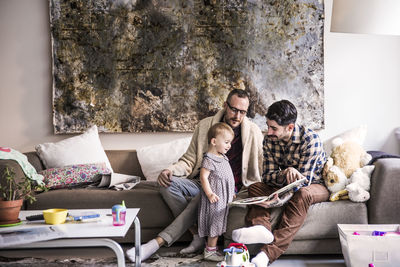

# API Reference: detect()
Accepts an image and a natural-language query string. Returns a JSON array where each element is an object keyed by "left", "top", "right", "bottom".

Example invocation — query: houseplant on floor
[{"left": 0, "top": 166, "right": 37, "bottom": 225}]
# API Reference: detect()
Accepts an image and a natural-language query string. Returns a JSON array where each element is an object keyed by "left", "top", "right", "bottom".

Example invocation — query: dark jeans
[{"left": 245, "top": 182, "right": 329, "bottom": 263}]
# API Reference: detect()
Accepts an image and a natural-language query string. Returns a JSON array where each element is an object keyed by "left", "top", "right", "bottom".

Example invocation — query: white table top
[{"left": 0, "top": 208, "right": 140, "bottom": 239}]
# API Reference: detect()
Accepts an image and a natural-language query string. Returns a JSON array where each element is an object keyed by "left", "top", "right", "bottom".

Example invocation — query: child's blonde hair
[{"left": 207, "top": 122, "right": 234, "bottom": 144}]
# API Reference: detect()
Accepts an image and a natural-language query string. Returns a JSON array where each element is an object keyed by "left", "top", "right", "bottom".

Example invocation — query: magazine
[
  {"left": 0, "top": 226, "right": 67, "bottom": 248},
  {"left": 230, "top": 177, "right": 308, "bottom": 206},
  {"left": 92, "top": 173, "right": 141, "bottom": 190}
]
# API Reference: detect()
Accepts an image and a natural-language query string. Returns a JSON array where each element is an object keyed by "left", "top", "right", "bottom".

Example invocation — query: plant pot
[{"left": 0, "top": 198, "right": 23, "bottom": 224}]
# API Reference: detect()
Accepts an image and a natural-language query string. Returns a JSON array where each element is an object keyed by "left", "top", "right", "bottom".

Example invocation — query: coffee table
[{"left": 0, "top": 209, "right": 141, "bottom": 267}]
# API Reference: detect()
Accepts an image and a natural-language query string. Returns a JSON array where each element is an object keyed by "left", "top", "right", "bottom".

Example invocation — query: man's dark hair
[
  {"left": 266, "top": 100, "right": 297, "bottom": 126},
  {"left": 226, "top": 89, "right": 249, "bottom": 103}
]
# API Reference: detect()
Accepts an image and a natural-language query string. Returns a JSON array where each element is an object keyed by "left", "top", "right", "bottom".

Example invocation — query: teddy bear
[
  {"left": 323, "top": 137, "right": 372, "bottom": 201},
  {"left": 345, "top": 165, "right": 375, "bottom": 202}
]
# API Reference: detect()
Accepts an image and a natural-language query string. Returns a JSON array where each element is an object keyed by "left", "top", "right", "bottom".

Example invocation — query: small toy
[
  {"left": 372, "top": 231, "right": 386, "bottom": 236},
  {"left": 216, "top": 243, "right": 255, "bottom": 267},
  {"left": 352, "top": 230, "right": 400, "bottom": 236}
]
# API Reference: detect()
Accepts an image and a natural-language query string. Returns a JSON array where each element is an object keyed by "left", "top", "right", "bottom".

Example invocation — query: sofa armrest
[
  {"left": 0, "top": 159, "right": 29, "bottom": 187},
  {"left": 0, "top": 159, "right": 32, "bottom": 209},
  {"left": 368, "top": 158, "right": 400, "bottom": 223}
]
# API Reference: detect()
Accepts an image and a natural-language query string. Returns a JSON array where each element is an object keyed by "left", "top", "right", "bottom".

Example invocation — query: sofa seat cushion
[
  {"left": 294, "top": 200, "right": 368, "bottom": 239},
  {"left": 225, "top": 200, "right": 368, "bottom": 241},
  {"left": 26, "top": 181, "right": 174, "bottom": 229}
]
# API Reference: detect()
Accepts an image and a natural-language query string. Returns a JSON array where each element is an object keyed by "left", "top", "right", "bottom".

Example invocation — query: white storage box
[{"left": 338, "top": 224, "right": 400, "bottom": 267}]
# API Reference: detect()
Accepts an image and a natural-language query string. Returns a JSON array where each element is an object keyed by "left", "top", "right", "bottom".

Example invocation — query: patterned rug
[{"left": 0, "top": 252, "right": 214, "bottom": 267}]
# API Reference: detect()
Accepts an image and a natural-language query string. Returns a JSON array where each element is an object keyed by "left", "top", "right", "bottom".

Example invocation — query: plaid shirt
[{"left": 263, "top": 124, "right": 326, "bottom": 187}]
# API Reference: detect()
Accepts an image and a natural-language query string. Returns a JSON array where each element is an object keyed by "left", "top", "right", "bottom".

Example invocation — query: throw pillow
[
  {"left": 137, "top": 137, "right": 192, "bottom": 181},
  {"left": 35, "top": 125, "right": 113, "bottom": 172},
  {"left": 396, "top": 127, "right": 400, "bottom": 141},
  {"left": 323, "top": 125, "right": 367, "bottom": 157},
  {"left": 40, "top": 163, "right": 111, "bottom": 189}
]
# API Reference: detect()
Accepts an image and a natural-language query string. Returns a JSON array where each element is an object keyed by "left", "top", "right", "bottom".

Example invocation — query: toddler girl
[{"left": 198, "top": 122, "right": 235, "bottom": 261}]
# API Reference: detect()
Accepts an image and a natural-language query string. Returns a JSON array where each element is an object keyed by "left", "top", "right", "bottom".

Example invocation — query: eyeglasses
[{"left": 226, "top": 102, "right": 247, "bottom": 115}]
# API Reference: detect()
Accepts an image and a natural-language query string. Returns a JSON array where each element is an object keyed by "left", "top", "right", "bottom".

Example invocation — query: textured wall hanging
[{"left": 50, "top": 0, "right": 324, "bottom": 133}]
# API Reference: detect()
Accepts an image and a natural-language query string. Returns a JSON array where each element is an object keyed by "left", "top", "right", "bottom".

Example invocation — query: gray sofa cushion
[
  {"left": 294, "top": 200, "right": 367, "bottom": 239},
  {"left": 225, "top": 200, "right": 367, "bottom": 241}
]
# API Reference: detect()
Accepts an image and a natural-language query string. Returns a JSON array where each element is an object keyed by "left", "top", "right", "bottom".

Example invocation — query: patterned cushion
[{"left": 40, "top": 163, "right": 111, "bottom": 189}]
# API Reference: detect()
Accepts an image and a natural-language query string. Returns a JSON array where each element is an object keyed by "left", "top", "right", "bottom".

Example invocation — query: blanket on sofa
[
  {"left": 367, "top": 150, "right": 400, "bottom": 165},
  {"left": 0, "top": 147, "right": 44, "bottom": 185}
]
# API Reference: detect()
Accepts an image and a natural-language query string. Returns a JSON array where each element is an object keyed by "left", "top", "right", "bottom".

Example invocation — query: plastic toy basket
[{"left": 338, "top": 224, "right": 400, "bottom": 267}]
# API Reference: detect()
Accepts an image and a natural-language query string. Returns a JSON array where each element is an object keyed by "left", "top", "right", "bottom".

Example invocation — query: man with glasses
[{"left": 127, "top": 89, "right": 264, "bottom": 262}]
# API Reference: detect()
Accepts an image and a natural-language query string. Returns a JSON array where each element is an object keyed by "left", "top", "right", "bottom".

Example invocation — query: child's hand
[{"left": 207, "top": 192, "right": 219, "bottom": 203}]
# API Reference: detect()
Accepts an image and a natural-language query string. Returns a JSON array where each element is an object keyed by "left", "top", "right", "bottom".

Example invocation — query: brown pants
[{"left": 245, "top": 182, "right": 329, "bottom": 263}]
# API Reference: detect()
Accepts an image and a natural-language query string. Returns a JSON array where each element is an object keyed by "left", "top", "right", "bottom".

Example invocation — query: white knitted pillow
[
  {"left": 137, "top": 137, "right": 191, "bottom": 181},
  {"left": 35, "top": 125, "right": 113, "bottom": 172},
  {"left": 323, "top": 125, "right": 367, "bottom": 157}
]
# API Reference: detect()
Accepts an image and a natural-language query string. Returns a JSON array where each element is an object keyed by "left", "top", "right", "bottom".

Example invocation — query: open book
[
  {"left": 91, "top": 173, "right": 141, "bottom": 190},
  {"left": 230, "top": 177, "right": 308, "bottom": 206}
]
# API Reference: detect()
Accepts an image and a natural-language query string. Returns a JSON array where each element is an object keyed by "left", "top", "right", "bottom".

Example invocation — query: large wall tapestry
[{"left": 50, "top": 0, "right": 324, "bottom": 133}]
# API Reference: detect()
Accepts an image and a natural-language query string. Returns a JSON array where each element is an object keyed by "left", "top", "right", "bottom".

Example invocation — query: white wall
[
  {"left": 322, "top": 0, "right": 400, "bottom": 153},
  {"left": 1, "top": 0, "right": 399, "bottom": 154}
]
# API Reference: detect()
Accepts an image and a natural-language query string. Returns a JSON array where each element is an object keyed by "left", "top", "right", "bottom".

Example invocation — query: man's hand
[
  {"left": 158, "top": 169, "right": 172, "bottom": 187},
  {"left": 255, "top": 191, "right": 294, "bottom": 209},
  {"left": 255, "top": 193, "right": 280, "bottom": 209},
  {"left": 207, "top": 192, "right": 220, "bottom": 203},
  {"left": 281, "top": 167, "right": 304, "bottom": 184}
]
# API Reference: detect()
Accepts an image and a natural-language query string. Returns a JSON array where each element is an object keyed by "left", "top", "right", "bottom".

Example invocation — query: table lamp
[{"left": 330, "top": 0, "right": 400, "bottom": 36}]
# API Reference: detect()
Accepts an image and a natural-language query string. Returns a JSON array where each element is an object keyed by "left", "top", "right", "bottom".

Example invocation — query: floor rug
[{"left": 0, "top": 252, "right": 214, "bottom": 267}]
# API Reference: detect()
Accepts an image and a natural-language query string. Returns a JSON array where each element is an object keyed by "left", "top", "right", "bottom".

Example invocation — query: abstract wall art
[{"left": 50, "top": 0, "right": 324, "bottom": 133}]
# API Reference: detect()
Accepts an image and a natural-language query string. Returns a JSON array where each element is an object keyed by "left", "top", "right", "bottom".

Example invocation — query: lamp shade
[{"left": 331, "top": 0, "right": 400, "bottom": 35}]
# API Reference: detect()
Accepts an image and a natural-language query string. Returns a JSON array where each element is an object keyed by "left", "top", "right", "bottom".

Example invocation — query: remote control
[{"left": 25, "top": 214, "right": 44, "bottom": 221}]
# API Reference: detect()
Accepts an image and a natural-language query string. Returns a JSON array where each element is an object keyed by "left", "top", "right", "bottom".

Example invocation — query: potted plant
[{"left": 0, "top": 166, "right": 37, "bottom": 224}]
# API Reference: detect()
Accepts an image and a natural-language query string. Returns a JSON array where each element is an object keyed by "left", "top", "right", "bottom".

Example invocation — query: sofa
[
  {"left": 1, "top": 150, "right": 399, "bottom": 255},
  {"left": 225, "top": 156, "right": 400, "bottom": 254}
]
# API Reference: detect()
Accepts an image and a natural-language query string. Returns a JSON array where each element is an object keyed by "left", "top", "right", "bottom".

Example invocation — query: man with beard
[
  {"left": 232, "top": 99, "right": 329, "bottom": 267},
  {"left": 127, "top": 89, "right": 264, "bottom": 262}
]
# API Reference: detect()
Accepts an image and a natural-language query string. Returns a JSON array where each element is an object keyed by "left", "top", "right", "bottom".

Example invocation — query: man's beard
[{"left": 227, "top": 118, "right": 240, "bottom": 128}]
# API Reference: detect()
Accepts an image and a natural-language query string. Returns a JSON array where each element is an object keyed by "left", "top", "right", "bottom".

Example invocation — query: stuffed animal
[
  {"left": 323, "top": 137, "right": 372, "bottom": 201},
  {"left": 323, "top": 159, "right": 349, "bottom": 200},
  {"left": 346, "top": 165, "right": 375, "bottom": 202}
]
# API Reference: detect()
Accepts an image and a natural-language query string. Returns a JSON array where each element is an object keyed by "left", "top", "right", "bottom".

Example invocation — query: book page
[
  {"left": 91, "top": 173, "right": 141, "bottom": 190},
  {"left": 109, "top": 173, "right": 140, "bottom": 188},
  {"left": 0, "top": 226, "right": 67, "bottom": 248}
]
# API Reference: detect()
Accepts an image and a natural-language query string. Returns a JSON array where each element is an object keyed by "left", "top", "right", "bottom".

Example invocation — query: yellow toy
[{"left": 323, "top": 137, "right": 371, "bottom": 201}]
